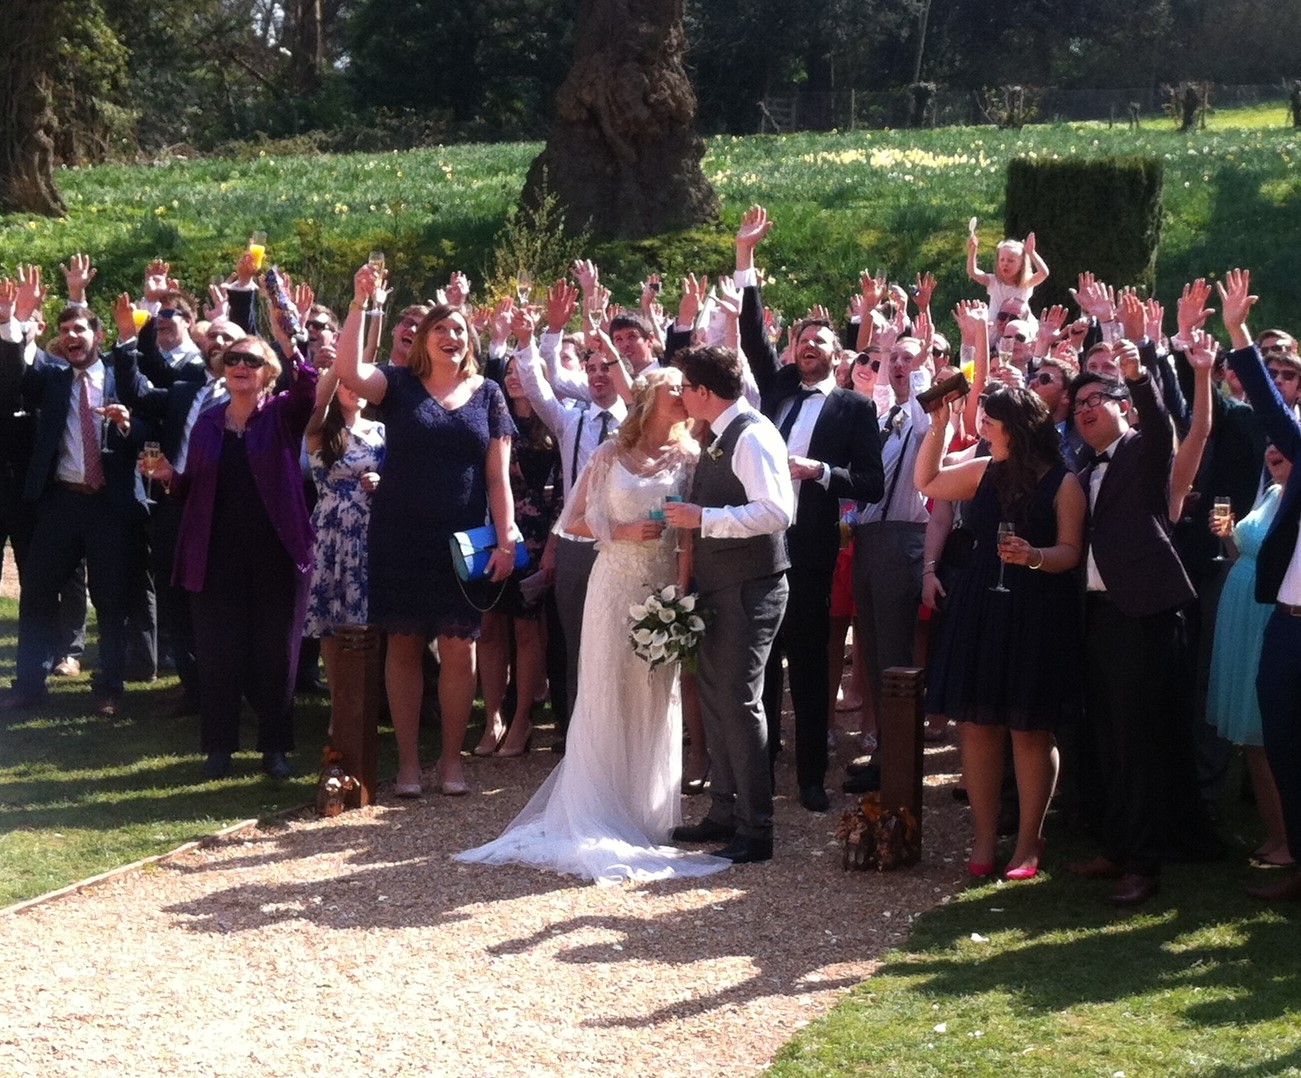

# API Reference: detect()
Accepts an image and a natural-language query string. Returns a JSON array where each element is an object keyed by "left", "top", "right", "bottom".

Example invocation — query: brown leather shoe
[
  {"left": 1106, "top": 873, "right": 1160, "bottom": 906},
  {"left": 53, "top": 657, "right": 81, "bottom": 677},
  {"left": 1246, "top": 872, "right": 1301, "bottom": 902},
  {"left": 1066, "top": 855, "right": 1125, "bottom": 879}
]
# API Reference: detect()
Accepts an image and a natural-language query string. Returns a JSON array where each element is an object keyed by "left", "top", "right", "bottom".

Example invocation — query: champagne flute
[
  {"left": 1211, "top": 496, "right": 1232, "bottom": 562},
  {"left": 142, "top": 440, "right": 162, "bottom": 507},
  {"left": 664, "top": 494, "right": 684, "bottom": 554},
  {"left": 990, "top": 520, "right": 1015, "bottom": 593},
  {"left": 516, "top": 268, "right": 532, "bottom": 306}
]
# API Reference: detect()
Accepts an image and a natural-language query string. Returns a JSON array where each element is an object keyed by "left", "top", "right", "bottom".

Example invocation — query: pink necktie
[{"left": 79, "top": 374, "right": 105, "bottom": 490}]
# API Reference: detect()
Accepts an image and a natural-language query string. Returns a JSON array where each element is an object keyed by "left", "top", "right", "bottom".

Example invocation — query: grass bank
[{"left": 3, "top": 107, "right": 1300, "bottom": 331}]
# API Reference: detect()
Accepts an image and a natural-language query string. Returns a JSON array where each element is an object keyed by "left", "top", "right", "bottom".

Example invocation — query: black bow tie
[{"left": 1093, "top": 450, "right": 1111, "bottom": 465}]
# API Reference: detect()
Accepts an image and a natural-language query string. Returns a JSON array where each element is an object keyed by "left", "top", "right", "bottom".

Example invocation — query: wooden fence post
[
  {"left": 331, "top": 624, "right": 381, "bottom": 806},
  {"left": 880, "top": 666, "right": 925, "bottom": 854}
]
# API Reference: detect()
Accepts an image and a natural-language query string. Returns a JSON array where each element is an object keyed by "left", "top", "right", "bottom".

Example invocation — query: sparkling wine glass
[
  {"left": 990, "top": 520, "right": 1015, "bottom": 593},
  {"left": 142, "top": 441, "right": 162, "bottom": 506},
  {"left": 664, "top": 494, "right": 684, "bottom": 553},
  {"left": 516, "top": 268, "right": 532, "bottom": 307},
  {"left": 1211, "top": 496, "right": 1232, "bottom": 562}
]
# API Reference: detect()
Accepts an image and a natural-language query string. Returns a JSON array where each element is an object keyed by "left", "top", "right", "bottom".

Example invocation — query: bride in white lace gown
[{"left": 455, "top": 369, "right": 730, "bottom": 884}]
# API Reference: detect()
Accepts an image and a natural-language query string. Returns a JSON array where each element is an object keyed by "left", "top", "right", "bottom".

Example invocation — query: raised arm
[
  {"left": 1023, "top": 232, "right": 1049, "bottom": 288},
  {"left": 1169, "top": 329, "right": 1217, "bottom": 522},
  {"left": 966, "top": 231, "right": 989, "bottom": 286},
  {"left": 334, "top": 265, "right": 389, "bottom": 403}
]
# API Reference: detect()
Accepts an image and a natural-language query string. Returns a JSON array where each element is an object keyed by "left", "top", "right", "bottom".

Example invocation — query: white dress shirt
[
  {"left": 1085, "top": 434, "right": 1124, "bottom": 592},
  {"left": 858, "top": 369, "right": 932, "bottom": 526},
  {"left": 700, "top": 398, "right": 795, "bottom": 538}
]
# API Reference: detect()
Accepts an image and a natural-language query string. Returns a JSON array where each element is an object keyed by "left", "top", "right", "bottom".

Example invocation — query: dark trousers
[
  {"left": 1258, "top": 610, "right": 1301, "bottom": 861},
  {"left": 1084, "top": 596, "right": 1195, "bottom": 877},
  {"left": 700, "top": 573, "right": 788, "bottom": 838},
  {"left": 763, "top": 557, "right": 833, "bottom": 791},
  {"left": 553, "top": 537, "right": 598, "bottom": 733},
  {"left": 190, "top": 560, "right": 309, "bottom": 755},
  {"left": 15, "top": 487, "right": 129, "bottom": 698},
  {"left": 151, "top": 496, "right": 198, "bottom": 698}
]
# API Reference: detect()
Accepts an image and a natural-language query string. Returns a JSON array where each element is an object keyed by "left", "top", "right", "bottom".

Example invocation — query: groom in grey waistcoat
[{"left": 666, "top": 347, "right": 795, "bottom": 863}]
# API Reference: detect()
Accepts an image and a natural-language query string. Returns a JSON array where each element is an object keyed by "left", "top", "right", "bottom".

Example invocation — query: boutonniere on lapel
[{"left": 890, "top": 408, "right": 905, "bottom": 436}]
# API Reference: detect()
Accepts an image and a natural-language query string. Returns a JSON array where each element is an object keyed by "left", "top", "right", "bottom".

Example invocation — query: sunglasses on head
[{"left": 223, "top": 350, "right": 266, "bottom": 369}]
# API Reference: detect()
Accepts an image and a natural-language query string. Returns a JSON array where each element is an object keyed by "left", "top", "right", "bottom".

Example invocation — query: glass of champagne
[
  {"left": 1211, "top": 496, "right": 1232, "bottom": 561},
  {"left": 664, "top": 494, "right": 684, "bottom": 553},
  {"left": 516, "top": 268, "right": 532, "bottom": 306},
  {"left": 248, "top": 231, "right": 268, "bottom": 270},
  {"left": 142, "top": 441, "right": 162, "bottom": 506},
  {"left": 131, "top": 308, "right": 149, "bottom": 333},
  {"left": 991, "top": 520, "right": 1015, "bottom": 593}
]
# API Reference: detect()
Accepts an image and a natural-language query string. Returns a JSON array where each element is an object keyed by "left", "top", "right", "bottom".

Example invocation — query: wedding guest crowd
[{"left": 3, "top": 211, "right": 1301, "bottom": 900}]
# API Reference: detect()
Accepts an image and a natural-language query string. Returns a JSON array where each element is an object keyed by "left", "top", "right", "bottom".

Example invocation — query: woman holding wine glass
[{"left": 915, "top": 385, "right": 1085, "bottom": 880}]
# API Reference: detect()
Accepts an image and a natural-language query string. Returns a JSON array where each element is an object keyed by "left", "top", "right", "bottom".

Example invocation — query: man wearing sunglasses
[{"left": 1257, "top": 329, "right": 1301, "bottom": 419}]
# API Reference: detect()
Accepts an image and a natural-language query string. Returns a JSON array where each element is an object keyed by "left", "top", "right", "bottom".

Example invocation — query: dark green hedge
[{"left": 1004, "top": 156, "right": 1163, "bottom": 312}]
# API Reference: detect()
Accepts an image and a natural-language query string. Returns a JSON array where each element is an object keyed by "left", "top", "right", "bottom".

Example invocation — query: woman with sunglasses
[{"left": 146, "top": 336, "right": 317, "bottom": 779}]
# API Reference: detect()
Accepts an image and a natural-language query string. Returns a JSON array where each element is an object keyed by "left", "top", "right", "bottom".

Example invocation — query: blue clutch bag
[{"left": 449, "top": 524, "right": 528, "bottom": 582}]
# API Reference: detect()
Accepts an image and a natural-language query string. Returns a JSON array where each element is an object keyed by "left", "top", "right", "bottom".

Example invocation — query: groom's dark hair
[{"left": 675, "top": 345, "right": 743, "bottom": 401}]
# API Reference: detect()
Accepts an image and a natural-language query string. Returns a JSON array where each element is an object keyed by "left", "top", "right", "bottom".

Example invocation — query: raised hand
[
  {"left": 1215, "top": 268, "right": 1257, "bottom": 331},
  {"left": 715, "top": 275, "right": 743, "bottom": 318},
  {"left": 1144, "top": 298, "right": 1164, "bottom": 343},
  {"left": 1114, "top": 339, "right": 1142, "bottom": 381},
  {"left": 203, "top": 282, "right": 229, "bottom": 321},
  {"left": 913, "top": 309, "right": 935, "bottom": 358},
  {"left": 1176, "top": 278, "right": 1214, "bottom": 338},
  {"left": 143, "top": 259, "right": 171, "bottom": 302},
  {"left": 352, "top": 263, "right": 380, "bottom": 306},
  {"left": 110, "top": 292, "right": 138, "bottom": 341},
  {"left": 14, "top": 264, "right": 46, "bottom": 323},
  {"left": 1185, "top": 327, "right": 1219, "bottom": 370},
  {"left": 860, "top": 269, "right": 887, "bottom": 312},
  {"left": 235, "top": 251, "right": 258, "bottom": 288},
  {"left": 914, "top": 271, "right": 937, "bottom": 311},
  {"left": 445, "top": 271, "right": 472, "bottom": 307},
  {"left": 372, "top": 271, "right": 391, "bottom": 309},
  {"left": 59, "top": 253, "right": 97, "bottom": 303},
  {"left": 678, "top": 273, "right": 708, "bottom": 328},
  {"left": 1024, "top": 231, "right": 1037, "bottom": 257},
  {"left": 736, "top": 205, "right": 773, "bottom": 251},
  {"left": 952, "top": 299, "right": 986, "bottom": 345},
  {"left": 488, "top": 296, "right": 515, "bottom": 346},
  {"left": 545, "top": 278, "right": 578, "bottom": 332},
  {"left": 640, "top": 274, "right": 662, "bottom": 313},
  {"left": 1116, "top": 289, "right": 1146, "bottom": 342},
  {"left": 511, "top": 304, "right": 538, "bottom": 343},
  {"left": 292, "top": 282, "right": 316, "bottom": 318},
  {"left": 571, "top": 258, "right": 599, "bottom": 295},
  {"left": 807, "top": 303, "right": 831, "bottom": 323}
]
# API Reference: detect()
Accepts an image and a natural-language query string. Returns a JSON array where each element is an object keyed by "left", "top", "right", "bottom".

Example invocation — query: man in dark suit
[
  {"left": 734, "top": 205, "right": 884, "bottom": 812},
  {"left": 1065, "top": 338, "right": 1199, "bottom": 906},
  {"left": 0, "top": 280, "right": 143, "bottom": 715},
  {"left": 1221, "top": 268, "right": 1301, "bottom": 902}
]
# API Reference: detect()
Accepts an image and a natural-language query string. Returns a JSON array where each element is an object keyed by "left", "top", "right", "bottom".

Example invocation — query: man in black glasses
[{"left": 1257, "top": 329, "right": 1301, "bottom": 419}]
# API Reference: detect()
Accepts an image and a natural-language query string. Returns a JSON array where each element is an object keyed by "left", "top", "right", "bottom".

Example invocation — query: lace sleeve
[
  {"left": 557, "top": 439, "right": 619, "bottom": 542},
  {"left": 484, "top": 378, "right": 517, "bottom": 441}
]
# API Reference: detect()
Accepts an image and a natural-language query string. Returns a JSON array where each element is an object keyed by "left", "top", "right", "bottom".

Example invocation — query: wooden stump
[
  {"left": 330, "top": 624, "right": 381, "bottom": 807},
  {"left": 879, "top": 666, "right": 925, "bottom": 857}
]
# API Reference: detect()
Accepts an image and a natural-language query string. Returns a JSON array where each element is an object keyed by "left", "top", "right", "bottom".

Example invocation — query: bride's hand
[{"left": 613, "top": 519, "right": 666, "bottom": 541}]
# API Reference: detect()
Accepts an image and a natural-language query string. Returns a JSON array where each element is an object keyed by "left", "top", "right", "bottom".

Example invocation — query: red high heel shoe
[
  {"left": 1005, "top": 839, "right": 1047, "bottom": 881},
  {"left": 967, "top": 860, "right": 996, "bottom": 878}
]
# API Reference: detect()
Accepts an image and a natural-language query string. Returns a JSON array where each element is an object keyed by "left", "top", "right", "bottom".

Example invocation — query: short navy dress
[{"left": 368, "top": 367, "right": 515, "bottom": 638}]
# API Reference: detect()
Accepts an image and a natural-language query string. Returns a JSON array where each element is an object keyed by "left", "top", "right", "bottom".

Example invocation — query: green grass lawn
[
  {"left": 4, "top": 104, "right": 1301, "bottom": 333},
  {"left": 768, "top": 845, "right": 1301, "bottom": 1076},
  {"left": 0, "top": 597, "right": 456, "bottom": 908}
]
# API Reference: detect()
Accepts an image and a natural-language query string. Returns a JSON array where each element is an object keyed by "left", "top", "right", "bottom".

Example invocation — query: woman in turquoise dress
[{"left": 1207, "top": 444, "right": 1293, "bottom": 867}]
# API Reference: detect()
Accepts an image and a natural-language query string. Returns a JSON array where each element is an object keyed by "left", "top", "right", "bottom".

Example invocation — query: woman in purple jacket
[{"left": 149, "top": 336, "right": 317, "bottom": 779}]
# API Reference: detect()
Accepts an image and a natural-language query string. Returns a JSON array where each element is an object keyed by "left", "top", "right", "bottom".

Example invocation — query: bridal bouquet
[{"left": 629, "top": 585, "right": 706, "bottom": 672}]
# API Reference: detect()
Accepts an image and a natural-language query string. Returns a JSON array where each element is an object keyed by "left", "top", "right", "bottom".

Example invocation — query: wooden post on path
[
  {"left": 880, "top": 666, "right": 925, "bottom": 856},
  {"left": 331, "top": 624, "right": 381, "bottom": 806}
]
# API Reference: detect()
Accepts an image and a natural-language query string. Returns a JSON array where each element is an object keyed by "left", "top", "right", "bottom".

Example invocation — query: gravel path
[{"left": 0, "top": 734, "right": 968, "bottom": 1077}]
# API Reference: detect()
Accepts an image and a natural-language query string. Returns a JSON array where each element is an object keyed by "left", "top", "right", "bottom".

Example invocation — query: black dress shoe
[
  {"left": 262, "top": 751, "right": 292, "bottom": 779},
  {"left": 550, "top": 737, "right": 566, "bottom": 756},
  {"left": 711, "top": 835, "right": 773, "bottom": 864},
  {"left": 1106, "top": 873, "right": 1160, "bottom": 906},
  {"left": 295, "top": 677, "right": 328, "bottom": 697},
  {"left": 842, "top": 766, "right": 880, "bottom": 794},
  {"left": 800, "top": 785, "right": 830, "bottom": 813},
  {"left": 202, "top": 751, "right": 233, "bottom": 779},
  {"left": 672, "top": 818, "right": 735, "bottom": 843},
  {"left": 845, "top": 755, "right": 877, "bottom": 776}
]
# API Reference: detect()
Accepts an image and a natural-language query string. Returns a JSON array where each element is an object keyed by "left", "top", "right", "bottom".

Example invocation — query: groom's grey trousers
[{"left": 697, "top": 573, "right": 788, "bottom": 839}]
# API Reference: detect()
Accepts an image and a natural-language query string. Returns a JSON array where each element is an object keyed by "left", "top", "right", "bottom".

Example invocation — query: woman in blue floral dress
[{"left": 304, "top": 360, "right": 386, "bottom": 719}]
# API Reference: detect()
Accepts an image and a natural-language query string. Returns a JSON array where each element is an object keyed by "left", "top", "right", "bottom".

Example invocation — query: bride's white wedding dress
[{"left": 454, "top": 442, "right": 730, "bottom": 885}]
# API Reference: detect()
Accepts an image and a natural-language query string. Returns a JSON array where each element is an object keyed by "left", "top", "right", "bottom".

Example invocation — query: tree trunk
[
  {"left": 522, "top": 0, "right": 718, "bottom": 241},
  {"left": 0, "top": 0, "right": 67, "bottom": 216}
]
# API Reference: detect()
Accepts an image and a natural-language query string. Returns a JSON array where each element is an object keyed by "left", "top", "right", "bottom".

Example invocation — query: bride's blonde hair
[{"left": 617, "top": 367, "right": 694, "bottom": 451}]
